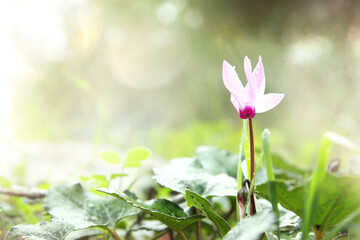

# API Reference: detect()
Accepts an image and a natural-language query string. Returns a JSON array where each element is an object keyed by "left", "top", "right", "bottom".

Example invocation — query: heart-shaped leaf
[
  {"left": 153, "top": 157, "right": 237, "bottom": 197},
  {"left": 123, "top": 147, "right": 151, "bottom": 168},
  {"left": 97, "top": 188, "right": 204, "bottom": 232},
  {"left": 44, "top": 184, "right": 140, "bottom": 229},
  {"left": 99, "top": 151, "right": 122, "bottom": 164},
  {"left": 5, "top": 220, "right": 73, "bottom": 240},
  {"left": 223, "top": 210, "right": 277, "bottom": 240},
  {"left": 185, "top": 189, "right": 230, "bottom": 235}
]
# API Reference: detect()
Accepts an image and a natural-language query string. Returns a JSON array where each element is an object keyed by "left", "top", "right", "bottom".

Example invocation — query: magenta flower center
[{"left": 239, "top": 106, "right": 256, "bottom": 119}]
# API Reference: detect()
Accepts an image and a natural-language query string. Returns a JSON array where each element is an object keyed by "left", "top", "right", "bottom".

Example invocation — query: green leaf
[
  {"left": 271, "top": 154, "right": 306, "bottom": 180},
  {"left": 262, "top": 129, "right": 280, "bottom": 219},
  {"left": 184, "top": 189, "right": 230, "bottom": 235},
  {"left": 257, "top": 174, "right": 360, "bottom": 234},
  {"left": 5, "top": 220, "right": 73, "bottom": 240},
  {"left": 195, "top": 146, "right": 238, "bottom": 178},
  {"left": 65, "top": 229, "right": 103, "bottom": 240},
  {"left": 97, "top": 188, "right": 205, "bottom": 232},
  {"left": 302, "top": 135, "right": 332, "bottom": 239},
  {"left": 90, "top": 174, "right": 107, "bottom": 182},
  {"left": 123, "top": 147, "right": 151, "bottom": 168},
  {"left": 153, "top": 157, "right": 237, "bottom": 197},
  {"left": 257, "top": 180, "right": 306, "bottom": 221},
  {"left": 99, "top": 151, "right": 122, "bottom": 164},
  {"left": 325, "top": 208, "right": 360, "bottom": 240},
  {"left": 131, "top": 220, "right": 167, "bottom": 232},
  {"left": 279, "top": 208, "right": 302, "bottom": 232},
  {"left": 223, "top": 210, "right": 277, "bottom": 240},
  {"left": 314, "top": 175, "right": 360, "bottom": 230},
  {"left": 109, "top": 173, "right": 128, "bottom": 180},
  {"left": 0, "top": 176, "right": 10, "bottom": 188},
  {"left": 44, "top": 184, "right": 140, "bottom": 229}
]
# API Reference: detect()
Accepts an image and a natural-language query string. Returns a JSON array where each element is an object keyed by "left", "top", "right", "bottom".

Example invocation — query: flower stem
[{"left": 249, "top": 118, "right": 256, "bottom": 216}]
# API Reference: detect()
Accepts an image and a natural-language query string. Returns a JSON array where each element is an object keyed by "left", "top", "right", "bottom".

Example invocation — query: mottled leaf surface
[
  {"left": 5, "top": 220, "right": 73, "bottom": 240},
  {"left": 223, "top": 210, "right": 277, "bottom": 240},
  {"left": 97, "top": 188, "right": 204, "bottom": 232},
  {"left": 44, "top": 184, "right": 140, "bottom": 229},
  {"left": 153, "top": 157, "right": 237, "bottom": 197},
  {"left": 195, "top": 146, "right": 238, "bottom": 178},
  {"left": 131, "top": 220, "right": 167, "bottom": 232}
]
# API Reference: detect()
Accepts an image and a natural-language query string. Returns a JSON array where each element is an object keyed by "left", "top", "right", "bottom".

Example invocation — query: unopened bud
[
  {"left": 328, "top": 158, "right": 341, "bottom": 173},
  {"left": 237, "top": 179, "right": 251, "bottom": 220}
]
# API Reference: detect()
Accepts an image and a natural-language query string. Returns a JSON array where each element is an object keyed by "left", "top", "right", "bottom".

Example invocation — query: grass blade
[
  {"left": 324, "top": 208, "right": 360, "bottom": 240},
  {"left": 262, "top": 129, "right": 280, "bottom": 238},
  {"left": 262, "top": 129, "right": 279, "bottom": 217},
  {"left": 302, "top": 134, "right": 332, "bottom": 240}
]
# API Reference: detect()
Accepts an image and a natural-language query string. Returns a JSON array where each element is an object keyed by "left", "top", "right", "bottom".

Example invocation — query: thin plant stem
[
  {"left": 236, "top": 119, "right": 247, "bottom": 220},
  {"left": 196, "top": 208, "right": 202, "bottom": 240},
  {"left": 314, "top": 230, "right": 325, "bottom": 240},
  {"left": 106, "top": 227, "right": 122, "bottom": 240},
  {"left": 248, "top": 118, "right": 256, "bottom": 216},
  {"left": 125, "top": 212, "right": 146, "bottom": 239},
  {"left": 151, "top": 230, "right": 171, "bottom": 240},
  {"left": 178, "top": 230, "right": 188, "bottom": 240}
]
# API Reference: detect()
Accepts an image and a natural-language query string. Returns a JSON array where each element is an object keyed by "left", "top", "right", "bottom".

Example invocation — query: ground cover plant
[{"left": 2, "top": 56, "right": 360, "bottom": 240}]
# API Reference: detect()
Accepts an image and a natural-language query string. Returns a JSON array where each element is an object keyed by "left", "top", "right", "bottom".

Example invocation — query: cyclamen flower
[{"left": 222, "top": 56, "right": 284, "bottom": 119}]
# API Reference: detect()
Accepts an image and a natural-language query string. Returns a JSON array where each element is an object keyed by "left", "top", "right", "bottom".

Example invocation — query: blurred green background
[{"left": 1, "top": 0, "right": 360, "bottom": 183}]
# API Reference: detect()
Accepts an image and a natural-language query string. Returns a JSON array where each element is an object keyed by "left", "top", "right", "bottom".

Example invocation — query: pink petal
[
  {"left": 246, "top": 81, "right": 256, "bottom": 107},
  {"left": 255, "top": 93, "right": 284, "bottom": 113},
  {"left": 231, "top": 94, "right": 240, "bottom": 111},
  {"left": 222, "top": 60, "right": 244, "bottom": 103},
  {"left": 243, "top": 56, "right": 256, "bottom": 106},
  {"left": 252, "top": 56, "right": 265, "bottom": 95},
  {"left": 244, "top": 56, "right": 253, "bottom": 84}
]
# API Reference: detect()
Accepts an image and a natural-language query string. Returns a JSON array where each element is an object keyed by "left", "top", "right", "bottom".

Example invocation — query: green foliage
[
  {"left": 223, "top": 210, "right": 277, "bottom": 240},
  {"left": 130, "top": 220, "right": 167, "bottom": 232},
  {"left": 195, "top": 146, "right": 238, "bottom": 178},
  {"left": 3, "top": 137, "right": 360, "bottom": 240},
  {"left": 99, "top": 151, "right": 122, "bottom": 164},
  {"left": 149, "top": 120, "right": 242, "bottom": 159},
  {"left": 325, "top": 209, "right": 360, "bottom": 240},
  {"left": 99, "top": 147, "right": 151, "bottom": 167},
  {"left": 0, "top": 176, "right": 10, "bottom": 188},
  {"left": 185, "top": 189, "right": 230, "bottom": 236},
  {"left": 97, "top": 188, "right": 205, "bottom": 232},
  {"left": 123, "top": 147, "right": 151, "bottom": 167},
  {"left": 257, "top": 174, "right": 360, "bottom": 238},
  {"left": 11, "top": 198, "right": 45, "bottom": 224},
  {"left": 153, "top": 156, "right": 237, "bottom": 197},
  {"left": 44, "top": 184, "right": 140, "bottom": 229},
  {"left": 262, "top": 129, "right": 280, "bottom": 239},
  {"left": 5, "top": 220, "right": 73, "bottom": 240},
  {"left": 302, "top": 134, "right": 332, "bottom": 239}
]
